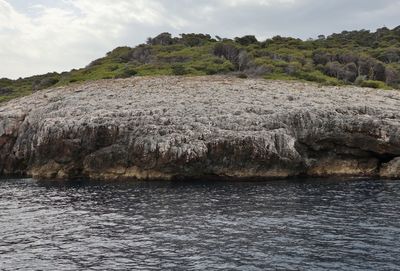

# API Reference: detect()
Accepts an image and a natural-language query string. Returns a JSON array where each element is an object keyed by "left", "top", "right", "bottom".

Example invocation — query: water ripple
[{"left": 0, "top": 179, "right": 400, "bottom": 270}]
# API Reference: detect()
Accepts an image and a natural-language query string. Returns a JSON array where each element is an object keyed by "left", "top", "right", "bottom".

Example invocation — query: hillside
[{"left": 1, "top": 26, "right": 400, "bottom": 103}]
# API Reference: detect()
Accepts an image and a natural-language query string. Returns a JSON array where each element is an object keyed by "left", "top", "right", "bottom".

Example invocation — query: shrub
[
  {"left": 344, "top": 63, "right": 358, "bottom": 82},
  {"left": 179, "top": 33, "right": 213, "bottom": 47},
  {"left": 172, "top": 65, "right": 188, "bottom": 75},
  {"left": 115, "top": 67, "right": 137, "bottom": 78},
  {"left": 312, "top": 50, "right": 331, "bottom": 65},
  {"left": 32, "top": 77, "right": 59, "bottom": 91},
  {"left": 377, "top": 48, "right": 400, "bottom": 63},
  {"left": 156, "top": 48, "right": 192, "bottom": 63},
  {"left": 238, "top": 50, "right": 251, "bottom": 71},
  {"left": 234, "top": 35, "right": 258, "bottom": 46},
  {"left": 147, "top": 32, "right": 175, "bottom": 46},
  {"left": 360, "top": 80, "right": 387, "bottom": 89},
  {"left": 87, "top": 58, "right": 105, "bottom": 67},
  {"left": 284, "top": 62, "right": 302, "bottom": 76},
  {"left": 213, "top": 43, "right": 240, "bottom": 66},
  {"left": 0, "top": 86, "right": 13, "bottom": 95},
  {"left": 246, "top": 64, "right": 272, "bottom": 76},
  {"left": 298, "top": 71, "right": 341, "bottom": 85},
  {"left": 354, "top": 75, "right": 367, "bottom": 86},
  {"left": 385, "top": 66, "right": 400, "bottom": 86},
  {"left": 3, "top": 28, "right": 400, "bottom": 104},
  {"left": 373, "top": 62, "right": 386, "bottom": 81},
  {"left": 108, "top": 65, "right": 119, "bottom": 71},
  {"left": 130, "top": 46, "right": 152, "bottom": 64}
]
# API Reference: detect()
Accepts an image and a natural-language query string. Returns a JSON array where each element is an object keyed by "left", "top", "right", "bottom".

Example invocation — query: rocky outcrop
[
  {"left": 1, "top": 76, "right": 400, "bottom": 180},
  {"left": 380, "top": 158, "right": 400, "bottom": 179}
]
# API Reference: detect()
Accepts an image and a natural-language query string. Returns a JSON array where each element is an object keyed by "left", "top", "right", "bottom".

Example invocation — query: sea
[{"left": 1, "top": 178, "right": 399, "bottom": 270}]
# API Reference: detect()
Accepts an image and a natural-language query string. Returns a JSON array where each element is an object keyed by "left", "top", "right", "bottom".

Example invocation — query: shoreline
[{"left": 1, "top": 76, "right": 400, "bottom": 181}]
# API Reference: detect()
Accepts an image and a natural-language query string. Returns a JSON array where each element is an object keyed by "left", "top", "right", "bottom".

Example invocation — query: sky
[{"left": 1, "top": 0, "right": 400, "bottom": 79}]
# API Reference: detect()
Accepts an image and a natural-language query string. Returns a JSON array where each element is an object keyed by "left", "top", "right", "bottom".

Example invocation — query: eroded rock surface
[
  {"left": 1, "top": 76, "right": 400, "bottom": 180},
  {"left": 380, "top": 158, "right": 400, "bottom": 179}
]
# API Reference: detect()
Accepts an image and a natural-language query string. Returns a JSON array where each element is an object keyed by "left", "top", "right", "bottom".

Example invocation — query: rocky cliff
[{"left": 1, "top": 76, "right": 400, "bottom": 180}]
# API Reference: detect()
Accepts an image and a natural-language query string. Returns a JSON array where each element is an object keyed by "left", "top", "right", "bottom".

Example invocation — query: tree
[
  {"left": 234, "top": 35, "right": 258, "bottom": 46},
  {"left": 147, "top": 32, "right": 175, "bottom": 46},
  {"left": 213, "top": 43, "right": 240, "bottom": 66},
  {"left": 179, "top": 33, "right": 213, "bottom": 47}
]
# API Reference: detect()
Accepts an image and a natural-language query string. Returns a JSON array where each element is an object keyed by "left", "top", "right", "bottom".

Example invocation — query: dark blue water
[{"left": 0, "top": 178, "right": 399, "bottom": 271}]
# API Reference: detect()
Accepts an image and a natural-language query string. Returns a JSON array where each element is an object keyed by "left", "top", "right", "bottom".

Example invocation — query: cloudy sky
[{"left": 1, "top": 0, "right": 400, "bottom": 79}]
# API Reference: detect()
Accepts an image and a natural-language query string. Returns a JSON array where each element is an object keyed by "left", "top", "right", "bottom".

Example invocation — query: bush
[
  {"left": 179, "top": 33, "right": 213, "bottom": 47},
  {"left": 360, "top": 80, "right": 387, "bottom": 89},
  {"left": 246, "top": 64, "right": 273, "bottom": 76},
  {"left": 189, "top": 58, "right": 234, "bottom": 75},
  {"left": 385, "top": 66, "right": 400, "bottom": 86},
  {"left": 284, "top": 62, "right": 302, "bottom": 76},
  {"left": 115, "top": 67, "right": 137, "bottom": 78},
  {"left": 235, "top": 35, "right": 258, "bottom": 46},
  {"left": 130, "top": 46, "right": 152, "bottom": 64},
  {"left": 213, "top": 43, "right": 240, "bottom": 66},
  {"left": 108, "top": 65, "right": 119, "bottom": 71},
  {"left": 0, "top": 86, "right": 13, "bottom": 95},
  {"left": 377, "top": 48, "right": 400, "bottom": 63},
  {"left": 172, "top": 65, "right": 188, "bottom": 75},
  {"left": 354, "top": 75, "right": 367, "bottom": 86},
  {"left": 3, "top": 28, "right": 400, "bottom": 104},
  {"left": 238, "top": 50, "right": 251, "bottom": 71},
  {"left": 297, "top": 71, "right": 341, "bottom": 85},
  {"left": 32, "top": 77, "right": 59, "bottom": 91},
  {"left": 87, "top": 58, "right": 104, "bottom": 67},
  {"left": 147, "top": 32, "right": 175, "bottom": 46}
]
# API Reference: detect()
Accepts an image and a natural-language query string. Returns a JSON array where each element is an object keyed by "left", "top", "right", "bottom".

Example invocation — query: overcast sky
[{"left": 1, "top": 0, "right": 400, "bottom": 79}]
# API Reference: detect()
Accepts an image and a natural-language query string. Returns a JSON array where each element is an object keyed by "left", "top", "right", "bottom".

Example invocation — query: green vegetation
[
  {"left": 360, "top": 80, "right": 388, "bottom": 89},
  {"left": 2, "top": 27, "right": 400, "bottom": 103}
]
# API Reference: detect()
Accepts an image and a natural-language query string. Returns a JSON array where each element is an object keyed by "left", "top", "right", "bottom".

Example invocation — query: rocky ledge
[{"left": 1, "top": 76, "right": 400, "bottom": 180}]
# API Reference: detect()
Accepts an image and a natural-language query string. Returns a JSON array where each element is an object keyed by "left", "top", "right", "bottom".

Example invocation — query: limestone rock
[
  {"left": 1, "top": 76, "right": 400, "bottom": 180},
  {"left": 380, "top": 157, "right": 400, "bottom": 179}
]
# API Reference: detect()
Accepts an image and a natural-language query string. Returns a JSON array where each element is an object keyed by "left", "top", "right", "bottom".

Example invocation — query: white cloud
[
  {"left": 0, "top": 0, "right": 187, "bottom": 78},
  {"left": 0, "top": 0, "right": 399, "bottom": 79}
]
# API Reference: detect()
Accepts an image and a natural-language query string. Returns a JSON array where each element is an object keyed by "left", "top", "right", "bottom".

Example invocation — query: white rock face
[{"left": 1, "top": 76, "right": 400, "bottom": 180}]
